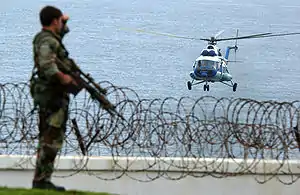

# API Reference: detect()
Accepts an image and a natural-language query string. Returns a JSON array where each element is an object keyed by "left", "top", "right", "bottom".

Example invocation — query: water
[
  {"left": 1, "top": 0, "right": 300, "bottom": 158},
  {"left": 1, "top": 0, "right": 300, "bottom": 101}
]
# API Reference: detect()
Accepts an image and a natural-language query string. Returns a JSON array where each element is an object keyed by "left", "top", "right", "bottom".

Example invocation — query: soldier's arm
[{"left": 37, "top": 37, "right": 75, "bottom": 85}]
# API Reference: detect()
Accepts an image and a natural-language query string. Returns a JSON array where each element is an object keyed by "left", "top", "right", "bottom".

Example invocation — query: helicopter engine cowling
[{"left": 221, "top": 73, "right": 232, "bottom": 81}]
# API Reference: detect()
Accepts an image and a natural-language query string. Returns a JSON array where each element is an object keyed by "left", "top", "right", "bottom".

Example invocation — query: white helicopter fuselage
[{"left": 189, "top": 45, "right": 233, "bottom": 82}]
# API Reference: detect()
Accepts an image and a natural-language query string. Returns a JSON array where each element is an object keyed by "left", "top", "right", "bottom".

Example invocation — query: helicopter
[
  {"left": 120, "top": 28, "right": 300, "bottom": 92},
  {"left": 188, "top": 30, "right": 240, "bottom": 92},
  {"left": 186, "top": 30, "right": 300, "bottom": 91}
]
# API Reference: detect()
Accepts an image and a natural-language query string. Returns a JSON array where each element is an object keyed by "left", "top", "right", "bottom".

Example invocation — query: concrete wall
[{"left": 0, "top": 155, "right": 299, "bottom": 195}]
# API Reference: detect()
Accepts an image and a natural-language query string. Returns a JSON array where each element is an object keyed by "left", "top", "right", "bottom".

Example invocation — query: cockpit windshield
[{"left": 197, "top": 60, "right": 219, "bottom": 69}]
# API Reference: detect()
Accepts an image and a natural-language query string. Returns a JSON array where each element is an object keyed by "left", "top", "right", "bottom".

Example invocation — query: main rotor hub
[{"left": 209, "top": 37, "right": 217, "bottom": 45}]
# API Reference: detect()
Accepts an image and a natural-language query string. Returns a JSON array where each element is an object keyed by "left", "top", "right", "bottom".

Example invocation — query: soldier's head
[{"left": 39, "top": 5, "right": 69, "bottom": 37}]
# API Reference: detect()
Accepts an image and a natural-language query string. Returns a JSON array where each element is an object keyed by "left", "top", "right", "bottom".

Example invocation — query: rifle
[{"left": 55, "top": 58, "right": 125, "bottom": 120}]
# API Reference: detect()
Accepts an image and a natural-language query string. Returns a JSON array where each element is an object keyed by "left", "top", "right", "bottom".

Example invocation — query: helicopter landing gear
[
  {"left": 230, "top": 81, "right": 237, "bottom": 92},
  {"left": 187, "top": 81, "right": 192, "bottom": 90},
  {"left": 187, "top": 80, "right": 206, "bottom": 91},
  {"left": 221, "top": 81, "right": 238, "bottom": 92},
  {"left": 233, "top": 83, "right": 237, "bottom": 92},
  {"left": 204, "top": 84, "right": 209, "bottom": 91},
  {"left": 204, "top": 79, "right": 209, "bottom": 91}
]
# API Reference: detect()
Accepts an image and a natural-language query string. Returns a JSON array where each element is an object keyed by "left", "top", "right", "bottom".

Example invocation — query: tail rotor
[
  {"left": 234, "top": 29, "right": 239, "bottom": 62},
  {"left": 226, "top": 29, "right": 241, "bottom": 63}
]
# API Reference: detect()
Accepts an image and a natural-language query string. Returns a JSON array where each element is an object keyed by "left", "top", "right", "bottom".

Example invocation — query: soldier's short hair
[{"left": 39, "top": 5, "right": 63, "bottom": 26}]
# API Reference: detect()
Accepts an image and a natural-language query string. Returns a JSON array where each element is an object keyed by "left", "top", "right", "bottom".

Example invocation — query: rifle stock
[{"left": 55, "top": 58, "right": 124, "bottom": 120}]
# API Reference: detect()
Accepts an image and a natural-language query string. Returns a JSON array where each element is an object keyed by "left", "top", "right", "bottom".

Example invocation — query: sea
[
  {"left": 1, "top": 0, "right": 300, "bottom": 101},
  {"left": 1, "top": 0, "right": 300, "bottom": 158}
]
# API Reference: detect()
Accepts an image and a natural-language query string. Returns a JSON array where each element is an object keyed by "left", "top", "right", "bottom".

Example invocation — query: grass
[{"left": 0, "top": 187, "right": 113, "bottom": 195}]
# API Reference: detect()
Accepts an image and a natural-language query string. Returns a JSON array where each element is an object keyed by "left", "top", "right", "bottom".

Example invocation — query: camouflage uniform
[{"left": 30, "top": 28, "right": 71, "bottom": 187}]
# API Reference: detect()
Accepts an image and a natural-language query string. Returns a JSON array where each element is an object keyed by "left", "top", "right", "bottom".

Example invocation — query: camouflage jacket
[{"left": 30, "top": 29, "right": 71, "bottom": 109}]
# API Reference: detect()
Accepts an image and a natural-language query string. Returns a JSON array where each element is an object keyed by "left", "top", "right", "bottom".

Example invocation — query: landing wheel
[
  {"left": 187, "top": 81, "right": 192, "bottom": 90},
  {"left": 204, "top": 84, "right": 210, "bottom": 91},
  {"left": 233, "top": 83, "right": 237, "bottom": 92}
]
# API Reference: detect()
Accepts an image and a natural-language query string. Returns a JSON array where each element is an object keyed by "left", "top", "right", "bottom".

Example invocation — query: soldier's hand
[
  {"left": 63, "top": 74, "right": 73, "bottom": 84},
  {"left": 57, "top": 72, "right": 73, "bottom": 85},
  {"left": 62, "top": 74, "right": 77, "bottom": 86},
  {"left": 71, "top": 78, "right": 78, "bottom": 86}
]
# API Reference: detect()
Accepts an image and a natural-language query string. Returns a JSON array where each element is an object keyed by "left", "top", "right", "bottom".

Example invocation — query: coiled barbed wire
[{"left": 0, "top": 82, "right": 300, "bottom": 184}]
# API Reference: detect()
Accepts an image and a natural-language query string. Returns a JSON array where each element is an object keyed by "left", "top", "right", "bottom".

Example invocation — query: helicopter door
[
  {"left": 219, "top": 61, "right": 226, "bottom": 74},
  {"left": 215, "top": 61, "right": 220, "bottom": 71}
]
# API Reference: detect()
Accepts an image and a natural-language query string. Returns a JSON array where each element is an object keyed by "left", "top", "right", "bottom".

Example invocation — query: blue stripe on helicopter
[{"left": 225, "top": 47, "right": 231, "bottom": 60}]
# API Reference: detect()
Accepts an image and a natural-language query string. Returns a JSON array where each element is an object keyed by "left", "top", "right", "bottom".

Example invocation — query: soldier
[{"left": 29, "top": 5, "right": 78, "bottom": 191}]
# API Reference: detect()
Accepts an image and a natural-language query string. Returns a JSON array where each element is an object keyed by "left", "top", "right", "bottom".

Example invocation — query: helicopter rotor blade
[
  {"left": 215, "top": 32, "right": 272, "bottom": 42},
  {"left": 214, "top": 30, "right": 225, "bottom": 39},
  {"left": 215, "top": 31, "right": 300, "bottom": 42},
  {"left": 119, "top": 27, "right": 209, "bottom": 41},
  {"left": 120, "top": 27, "right": 300, "bottom": 44},
  {"left": 227, "top": 60, "right": 243, "bottom": 63},
  {"left": 248, "top": 32, "right": 300, "bottom": 38}
]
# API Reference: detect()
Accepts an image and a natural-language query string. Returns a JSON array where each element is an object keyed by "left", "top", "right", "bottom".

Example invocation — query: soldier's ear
[{"left": 52, "top": 18, "right": 59, "bottom": 26}]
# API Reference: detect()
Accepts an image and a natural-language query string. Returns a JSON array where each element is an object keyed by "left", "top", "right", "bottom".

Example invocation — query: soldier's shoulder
[
  {"left": 33, "top": 31, "right": 60, "bottom": 49},
  {"left": 34, "top": 31, "right": 57, "bottom": 43}
]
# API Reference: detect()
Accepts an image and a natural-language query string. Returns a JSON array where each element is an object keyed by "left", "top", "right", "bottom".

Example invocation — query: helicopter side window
[
  {"left": 215, "top": 62, "right": 220, "bottom": 70},
  {"left": 212, "top": 61, "right": 217, "bottom": 69},
  {"left": 193, "top": 61, "right": 197, "bottom": 69},
  {"left": 197, "top": 61, "right": 201, "bottom": 67},
  {"left": 195, "top": 61, "right": 201, "bottom": 71}
]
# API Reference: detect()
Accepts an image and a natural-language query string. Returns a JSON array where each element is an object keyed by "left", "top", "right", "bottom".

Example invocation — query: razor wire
[{"left": 0, "top": 82, "right": 300, "bottom": 184}]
